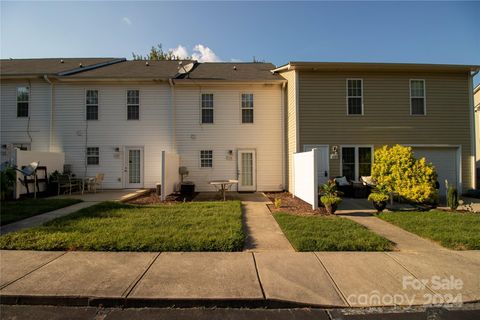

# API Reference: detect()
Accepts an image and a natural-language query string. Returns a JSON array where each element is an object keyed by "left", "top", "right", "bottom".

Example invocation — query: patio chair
[
  {"left": 90, "top": 173, "right": 104, "bottom": 193},
  {"left": 57, "top": 174, "right": 72, "bottom": 195},
  {"left": 334, "top": 176, "right": 354, "bottom": 198}
]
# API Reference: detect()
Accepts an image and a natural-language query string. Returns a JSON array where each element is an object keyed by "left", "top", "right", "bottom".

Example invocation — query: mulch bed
[
  {"left": 264, "top": 192, "right": 328, "bottom": 216},
  {"left": 126, "top": 189, "right": 198, "bottom": 205}
]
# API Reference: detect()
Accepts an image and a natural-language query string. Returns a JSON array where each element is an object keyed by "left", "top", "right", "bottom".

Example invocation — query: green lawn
[
  {"left": 379, "top": 210, "right": 480, "bottom": 250},
  {"left": 1, "top": 198, "right": 82, "bottom": 226},
  {"left": 273, "top": 212, "right": 393, "bottom": 251},
  {"left": 0, "top": 201, "right": 244, "bottom": 252}
]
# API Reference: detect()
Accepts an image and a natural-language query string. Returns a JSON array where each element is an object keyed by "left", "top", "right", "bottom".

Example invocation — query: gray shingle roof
[
  {"left": 65, "top": 60, "right": 194, "bottom": 79},
  {"left": 0, "top": 58, "right": 122, "bottom": 76},
  {"left": 183, "top": 62, "right": 283, "bottom": 82}
]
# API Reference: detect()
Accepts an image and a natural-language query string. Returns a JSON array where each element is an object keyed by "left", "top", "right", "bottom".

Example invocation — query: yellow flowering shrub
[{"left": 372, "top": 145, "right": 438, "bottom": 204}]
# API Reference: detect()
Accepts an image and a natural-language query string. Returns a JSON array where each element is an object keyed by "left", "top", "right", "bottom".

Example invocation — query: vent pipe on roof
[
  {"left": 60, "top": 59, "right": 64, "bottom": 63},
  {"left": 146, "top": 61, "right": 149, "bottom": 66},
  {"left": 233, "top": 66, "right": 237, "bottom": 71}
]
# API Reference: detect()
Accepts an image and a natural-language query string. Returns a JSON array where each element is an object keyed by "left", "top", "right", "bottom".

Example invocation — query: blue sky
[{"left": 1, "top": 1, "right": 479, "bottom": 83}]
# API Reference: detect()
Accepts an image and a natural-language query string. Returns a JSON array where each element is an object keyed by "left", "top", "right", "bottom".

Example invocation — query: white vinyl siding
[
  {"left": 176, "top": 85, "right": 283, "bottom": 192},
  {"left": 410, "top": 79, "right": 426, "bottom": 115},
  {"left": 1, "top": 80, "right": 51, "bottom": 162},
  {"left": 53, "top": 83, "right": 173, "bottom": 188}
]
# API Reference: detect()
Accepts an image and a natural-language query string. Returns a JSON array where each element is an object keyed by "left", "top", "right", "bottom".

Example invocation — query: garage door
[{"left": 412, "top": 147, "right": 459, "bottom": 198}]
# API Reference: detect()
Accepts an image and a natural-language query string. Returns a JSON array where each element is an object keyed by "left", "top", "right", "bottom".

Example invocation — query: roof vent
[
  {"left": 60, "top": 59, "right": 64, "bottom": 63},
  {"left": 233, "top": 66, "right": 237, "bottom": 71},
  {"left": 146, "top": 61, "right": 149, "bottom": 66},
  {"left": 79, "top": 63, "right": 83, "bottom": 68}
]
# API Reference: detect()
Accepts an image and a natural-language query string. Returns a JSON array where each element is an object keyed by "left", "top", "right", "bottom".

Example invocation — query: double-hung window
[
  {"left": 341, "top": 146, "right": 372, "bottom": 181},
  {"left": 347, "top": 79, "right": 363, "bottom": 115},
  {"left": 86, "top": 90, "right": 98, "bottom": 120},
  {"left": 201, "top": 94, "right": 214, "bottom": 124},
  {"left": 200, "top": 150, "right": 213, "bottom": 168},
  {"left": 410, "top": 80, "right": 426, "bottom": 115},
  {"left": 127, "top": 90, "right": 140, "bottom": 120},
  {"left": 86, "top": 147, "right": 99, "bottom": 165},
  {"left": 241, "top": 93, "right": 254, "bottom": 123},
  {"left": 17, "top": 87, "right": 29, "bottom": 117}
]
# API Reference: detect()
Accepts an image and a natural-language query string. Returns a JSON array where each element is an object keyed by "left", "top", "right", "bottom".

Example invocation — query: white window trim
[
  {"left": 346, "top": 78, "right": 364, "bottom": 116},
  {"left": 86, "top": 146, "right": 100, "bottom": 166},
  {"left": 409, "top": 79, "right": 427, "bottom": 116},
  {"left": 126, "top": 89, "right": 140, "bottom": 121},
  {"left": 240, "top": 93, "right": 254, "bottom": 124},
  {"left": 199, "top": 150, "right": 213, "bottom": 169},
  {"left": 85, "top": 89, "right": 99, "bottom": 121},
  {"left": 340, "top": 145, "right": 374, "bottom": 182},
  {"left": 16, "top": 86, "right": 30, "bottom": 118},
  {"left": 200, "top": 93, "right": 214, "bottom": 125}
]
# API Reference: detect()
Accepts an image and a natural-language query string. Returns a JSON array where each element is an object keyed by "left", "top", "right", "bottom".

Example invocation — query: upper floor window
[
  {"left": 241, "top": 93, "right": 254, "bottom": 123},
  {"left": 86, "top": 147, "right": 99, "bottom": 165},
  {"left": 17, "top": 87, "right": 29, "bottom": 118},
  {"left": 410, "top": 80, "right": 426, "bottom": 115},
  {"left": 201, "top": 93, "right": 214, "bottom": 124},
  {"left": 347, "top": 79, "right": 363, "bottom": 115},
  {"left": 127, "top": 90, "right": 140, "bottom": 120},
  {"left": 200, "top": 150, "right": 213, "bottom": 168},
  {"left": 86, "top": 90, "right": 98, "bottom": 120}
]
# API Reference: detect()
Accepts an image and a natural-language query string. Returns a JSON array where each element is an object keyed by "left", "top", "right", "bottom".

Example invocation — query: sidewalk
[{"left": 1, "top": 250, "right": 479, "bottom": 308}]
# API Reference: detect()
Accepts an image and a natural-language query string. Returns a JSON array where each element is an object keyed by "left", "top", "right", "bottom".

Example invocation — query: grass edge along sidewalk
[
  {"left": 0, "top": 201, "right": 244, "bottom": 252},
  {"left": 1, "top": 198, "right": 83, "bottom": 226},
  {"left": 379, "top": 210, "right": 480, "bottom": 250},
  {"left": 274, "top": 212, "right": 393, "bottom": 251}
]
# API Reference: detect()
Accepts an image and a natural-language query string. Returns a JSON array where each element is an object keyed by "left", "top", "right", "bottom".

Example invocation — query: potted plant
[
  {"left": 367, "top": 186, "right": 389, "bottom": 213},
  {"left": 319, "top": 179, "right": 342, "bottom": 214}
]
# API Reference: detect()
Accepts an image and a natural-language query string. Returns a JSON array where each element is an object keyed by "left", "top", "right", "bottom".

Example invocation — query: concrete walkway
[
  {"left": 195, "top": 192, "right": 294, "bottom": 252},
  {"left": 0, "top": 189, "right": 148, "bottom": 235},
  {"left": 1, "top": 250, "right": 479, "bottom": 308}
]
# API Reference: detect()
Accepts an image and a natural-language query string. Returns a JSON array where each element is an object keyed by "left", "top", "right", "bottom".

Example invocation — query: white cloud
[
  {"left": 169, "top": 44, "right": 222, "bottom": 62},
  {"left": 192, "top": 44, "right": 221, "bottom": 62},
  {"left": 171, "top": 45, "right": 189, "bottom": 59},
  {"left": 122, "top": 17, "right": 132, "bottom": 25}
]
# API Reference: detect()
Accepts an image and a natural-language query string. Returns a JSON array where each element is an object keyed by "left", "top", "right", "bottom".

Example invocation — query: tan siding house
[
  {"left": 275, "top": 62, "right": 479, "bottom": 196},
  {"left": 475, "top": 84, "right": 480, "bottom": 187}
]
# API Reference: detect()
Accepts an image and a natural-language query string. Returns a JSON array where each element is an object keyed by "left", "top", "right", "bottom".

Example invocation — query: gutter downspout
[
  {"left": 168, "top": 78, "right": 176, "bottom": 153},
  {"left": 43, "top": 75, "right": 54, "bottom": 152},
  {"left": 469, "top": 70, "right": 479, "bottom": 189},
  {"left": 281, "top": 81, "right": 286, "bottom": 191}
]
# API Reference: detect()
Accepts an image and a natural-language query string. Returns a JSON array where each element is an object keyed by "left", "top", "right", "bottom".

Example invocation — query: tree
[
  {"left": 132, "top": 44, "right": 190, "bottom": 61},
  {"left": 371, "top": 145, "right": 438, "bottom": 204}
]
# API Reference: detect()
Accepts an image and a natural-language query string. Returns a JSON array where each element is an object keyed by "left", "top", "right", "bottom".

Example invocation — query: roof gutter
[
  {"left": 271, "top": 64, "right": 291, "bottom": 73},
  {"left": 168, "top": 78, "right": 176, "bottom": 153}
]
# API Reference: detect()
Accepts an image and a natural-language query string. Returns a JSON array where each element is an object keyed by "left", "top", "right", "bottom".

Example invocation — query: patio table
[{"left": 209, "top": 180, "right": 239, "bottom": 201}]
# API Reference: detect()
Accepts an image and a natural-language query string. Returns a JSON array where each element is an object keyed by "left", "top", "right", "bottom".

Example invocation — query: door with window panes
[
  {"left": 341, "top": 146, "right": 372, "bottom": 181},
  {"left": 237, "top": 150, "right": 256, "bottom": 191},
  {"left": 125, "top": 147, "right": 144, "bottom": 188}
]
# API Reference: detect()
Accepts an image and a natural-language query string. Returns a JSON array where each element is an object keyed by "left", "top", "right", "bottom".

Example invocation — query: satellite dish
[
  {"left": 19, "top": 161, "right": 39, "bottom": 176},
  {"left": 177, "top": 62, "right": 195, "bottom": 75}
]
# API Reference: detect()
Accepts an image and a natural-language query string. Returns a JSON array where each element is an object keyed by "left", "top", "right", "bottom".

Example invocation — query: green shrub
[
  {"left": 368, "top": 192, "right": 389, "bottom": 203},
  {"left": 319, "top": 179, "right": 342, "bottom": 197},
  {"left": 320, "top": 195, "right": 342, "bottom": 206},
  {"left": 372, "top": 145, "right": 438, "bottom": 204},
  {"left": 447, "top": 186, "right": 459, "bottom": 210},
  {"left": 0, "top": 164, "right": 16, "bottom": 200}
]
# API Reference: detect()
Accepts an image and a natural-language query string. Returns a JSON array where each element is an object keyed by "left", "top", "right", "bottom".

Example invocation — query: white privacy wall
[
  {"left": 14, "top": 149, "right": 65, "bottom": 199},
  {"left": 293, "top": 149, "right": 318, "bottom": 209},
  {"left": 161, "top": 151, "right": 180, "bottom": 200}
]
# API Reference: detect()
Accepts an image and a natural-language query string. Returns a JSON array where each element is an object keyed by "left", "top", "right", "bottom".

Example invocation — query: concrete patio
[{"left": 1, "top": 250, "right": 479, "bottom": 308}]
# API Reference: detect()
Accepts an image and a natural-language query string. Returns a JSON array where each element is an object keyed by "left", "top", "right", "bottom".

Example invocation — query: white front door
[
  {"left": 304, "top": 145, "right": 329, "bottom": 186},
  {"left": 237, "top": 149, "right": 256, "bottom": 191},
  {"left": 125, "top": 147, "right": 144, "bottom": 188}
]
